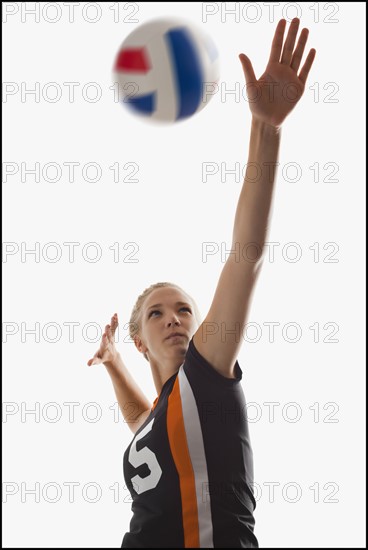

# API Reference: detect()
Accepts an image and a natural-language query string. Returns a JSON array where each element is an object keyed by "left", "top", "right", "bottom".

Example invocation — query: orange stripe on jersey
[{"left": 167, "top": 377, "right": 200, "bottom": 548}]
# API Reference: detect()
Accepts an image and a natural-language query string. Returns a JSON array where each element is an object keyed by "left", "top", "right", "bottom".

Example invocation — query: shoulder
[{"left": 186, "top": 335, "right": 243, "bottom": 384}]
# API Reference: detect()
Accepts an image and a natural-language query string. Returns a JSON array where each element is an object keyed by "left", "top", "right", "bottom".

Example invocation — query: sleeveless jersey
[{"left": 122, "top": 336, "right": 258, "bottom": 548}]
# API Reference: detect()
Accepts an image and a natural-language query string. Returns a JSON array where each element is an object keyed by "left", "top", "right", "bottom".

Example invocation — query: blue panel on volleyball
[
  {"left": 166, "top": 28, "right": 203, "bottom": 120},
  {"left": 125, "top": 92, "right": 156, "bottom": 114}
]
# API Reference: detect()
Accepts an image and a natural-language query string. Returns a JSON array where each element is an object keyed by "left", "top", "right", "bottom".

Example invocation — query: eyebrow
[{"left": 147, "top": 301, "right": 190, "bottom": 311}]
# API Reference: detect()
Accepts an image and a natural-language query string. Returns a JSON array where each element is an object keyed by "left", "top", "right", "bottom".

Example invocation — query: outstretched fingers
[
  {"left": 87, "top": 351, "right": 102, "bottom": 366},
  {"left": 298, "top": 48, "right": 316, "bottom": 85},
  {"left": 268, "top": 18, "right": 315, "bottom": 84},
  {"left": 106, "top": 317, "right": 118, "bottom": 340},
  {"left": 269, "top": 18, "right": 287, "bottom": 63},
  {"left": 280, "top": 18, "right": 300, "bottom": 65},
  {"left": 290, "top": 27, "right": 309, "bottom": 72},
  {"left": 87, "top": 315, "right": 118, "bottom": 367},
  {"left": 110, "top": 313, "right": 118, "bottom": 335},
  {"left": 239, "top": 53, "right": 256, "bottom": 86},
  {"left": 105, "top": 324, "right": 112, "bottom": 342}
]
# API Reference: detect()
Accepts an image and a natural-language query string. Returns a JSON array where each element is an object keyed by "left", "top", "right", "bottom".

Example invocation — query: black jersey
[{"left": 122, "top": 336, "right": 258, "bottom": 548}]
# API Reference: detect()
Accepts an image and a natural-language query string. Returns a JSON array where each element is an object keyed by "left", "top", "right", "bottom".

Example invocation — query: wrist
[
  {"left": 103, "top": 352, "right": 122, "bottom": 372},
  {"left": 251, "top": 115, "right": 282, "bottom": 136}
]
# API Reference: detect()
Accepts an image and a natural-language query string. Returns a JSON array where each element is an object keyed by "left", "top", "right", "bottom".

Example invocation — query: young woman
[{"left": 88, "top": 18, "right": 316, "bottom": 548}]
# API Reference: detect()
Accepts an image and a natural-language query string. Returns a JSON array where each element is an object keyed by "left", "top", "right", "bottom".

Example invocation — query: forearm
[
  {"left": 232, "top": 116, "right": 281, "bottom": 267},
  {"left": 104, "top": 353, "right": 152, "bottom": 427}
]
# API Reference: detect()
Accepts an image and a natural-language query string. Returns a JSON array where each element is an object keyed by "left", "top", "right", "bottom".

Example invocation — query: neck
[{"left": 150, "top": 358, "right": 184, "bottom": 395}]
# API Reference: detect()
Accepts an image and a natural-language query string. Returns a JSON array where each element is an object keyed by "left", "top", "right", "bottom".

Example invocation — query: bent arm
[{"left": 104, "top": 353, "right": 152, "bottom": 433}]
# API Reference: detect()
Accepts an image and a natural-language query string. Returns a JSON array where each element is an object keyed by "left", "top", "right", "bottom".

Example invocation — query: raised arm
[
  {"left": 234, "top": 17, "right": 316, "bottom": 253},
  {"left": 193, "top": 18, "right": 316, "bottom": 378},
  {"left": 87, "top": 314, "right": 152, "bottom": 433}
]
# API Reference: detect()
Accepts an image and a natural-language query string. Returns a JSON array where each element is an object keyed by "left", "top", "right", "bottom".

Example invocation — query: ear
[{"left": 134, "top": 334, "right": 147, "bottom": 355}]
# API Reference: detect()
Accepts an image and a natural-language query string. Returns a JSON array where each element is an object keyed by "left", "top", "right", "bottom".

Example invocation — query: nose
[{"left": 167, "top": 316, "right": 180, "bottom": 327}]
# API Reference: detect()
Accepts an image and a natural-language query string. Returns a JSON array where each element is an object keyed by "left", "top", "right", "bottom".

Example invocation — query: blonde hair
[{"left": 129, "top": 282, "right": 202, "bottom": 362}]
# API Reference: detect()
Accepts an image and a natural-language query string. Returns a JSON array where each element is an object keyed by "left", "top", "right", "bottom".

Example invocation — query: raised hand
[
  {"left": 87, "top": 313, "right": 119, "bottom": 366},
  {"left": 239, "top": 18, "right": 316, "bottom": 128}
]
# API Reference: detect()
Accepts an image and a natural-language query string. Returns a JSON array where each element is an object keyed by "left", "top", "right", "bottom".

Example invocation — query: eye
[
  {"left": 148, "top": 307, "right": 192, "bottom": 318},
  {"left": 148, "top": 310, "right": 160, "bottom": 318}
]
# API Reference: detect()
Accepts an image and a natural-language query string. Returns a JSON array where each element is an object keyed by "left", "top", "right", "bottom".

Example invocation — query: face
[{"left": 135, "top": 287, "right": 199, "bottom": 364}]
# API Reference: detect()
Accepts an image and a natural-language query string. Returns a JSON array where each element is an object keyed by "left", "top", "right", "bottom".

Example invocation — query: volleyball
[{"left": 112, "top": 17, "right": 220, "bottom": 124}]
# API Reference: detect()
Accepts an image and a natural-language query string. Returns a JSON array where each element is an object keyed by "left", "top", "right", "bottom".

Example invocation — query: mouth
[{"left": 166, "top": 333, "right": 185, "bottom": 340}]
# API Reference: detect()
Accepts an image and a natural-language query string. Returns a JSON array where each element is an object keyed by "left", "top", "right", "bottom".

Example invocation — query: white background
[{"left": 2, "top": 1, "right": 366, "bottom": 547}]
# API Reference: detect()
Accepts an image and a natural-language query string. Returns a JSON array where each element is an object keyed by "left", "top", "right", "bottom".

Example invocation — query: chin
[{"left": 178, "top": 343, "right": 189, "bottom": 355}]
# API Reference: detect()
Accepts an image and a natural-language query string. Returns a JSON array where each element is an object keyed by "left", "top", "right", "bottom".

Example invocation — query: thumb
[
  {"left": 239, "top": 54, "right": 256, "bottom": 86},
  {"left": 87, "top": 355, "right": 101, "bottom": 366}
]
